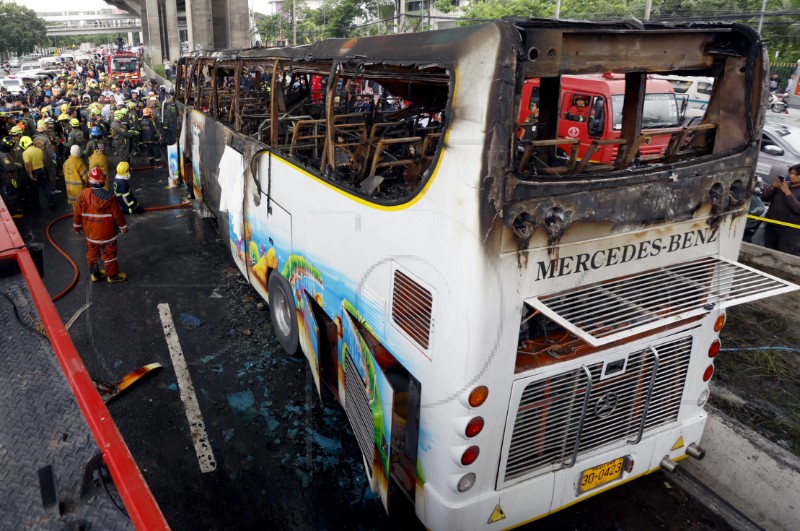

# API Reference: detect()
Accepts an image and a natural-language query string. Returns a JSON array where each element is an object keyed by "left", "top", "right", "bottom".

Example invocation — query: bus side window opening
[{"left": 250, "top": 62, "right": 449, "bottom": 204}]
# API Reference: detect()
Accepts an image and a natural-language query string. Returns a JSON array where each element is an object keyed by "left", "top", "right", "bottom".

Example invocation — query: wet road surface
[{"left": 14, "top": 161, "right": 735, "bottom": 530}]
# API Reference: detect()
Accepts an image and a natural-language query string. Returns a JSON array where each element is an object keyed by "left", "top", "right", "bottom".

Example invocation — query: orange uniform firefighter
[{"left": 72, "top": 167, "right": 129, "bottom": 283}]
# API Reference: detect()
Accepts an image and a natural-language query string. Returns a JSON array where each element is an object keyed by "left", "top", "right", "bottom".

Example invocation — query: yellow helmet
[
  {"left": 58, "top": 113, "right": 70, "bottom": 121},
  {"left": 9, "top": 126, "right": 22, "bottom": 135},
  {"left": 41, "top": 105, "right": 52, "bottom": 115},
  {"left": 19, "top": 136, "right": 33, "bottom": 150},
  {"left": 116, "top": 161, "right": 130, "bottom": 175},
  {"left": 70, "top": 118, "right": 80, "bottom": 127},
  {"left": 37, "top": 121, "right": 47, "bottom": 132},
  {"left": 127, "top": 101, "right": 137, "bottom": 109},
  {"left": 60, "top": 103, "right": 69, "bottom": 113}
]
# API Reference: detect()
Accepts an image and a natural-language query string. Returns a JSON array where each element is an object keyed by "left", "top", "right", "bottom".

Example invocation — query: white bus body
[{"left": 176, "top": 20, "right": 796, "bottom": 530}]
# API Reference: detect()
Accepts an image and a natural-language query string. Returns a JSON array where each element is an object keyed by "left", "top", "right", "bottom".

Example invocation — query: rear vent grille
[
  {"left": 501, "top": 336, "right": 692, "bottom": 485},
  {"left": 392, "top": 270, "right": 433, "bottom": 349},
  {"left": 345, "top": 353, "right": 374, "bottom": 462}
]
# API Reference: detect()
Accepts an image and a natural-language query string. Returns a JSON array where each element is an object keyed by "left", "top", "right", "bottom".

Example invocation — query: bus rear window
[{"left": 611, "top": 93, "right": 679, "bottom": 130}]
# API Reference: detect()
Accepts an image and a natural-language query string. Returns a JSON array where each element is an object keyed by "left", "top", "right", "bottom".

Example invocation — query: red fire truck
[{"left": 107, "top": 51, "right": 141, "bottom": 85}]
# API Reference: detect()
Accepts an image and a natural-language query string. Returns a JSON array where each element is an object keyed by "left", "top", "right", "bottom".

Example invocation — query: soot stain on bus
[{"left": 503, "top": 20, "right": 765, "bottom": 267}]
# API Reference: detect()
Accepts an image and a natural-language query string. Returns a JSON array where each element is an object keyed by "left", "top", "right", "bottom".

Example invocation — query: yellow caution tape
[{"left": 747, "top": 215, "right": 800, "bottom": 230}]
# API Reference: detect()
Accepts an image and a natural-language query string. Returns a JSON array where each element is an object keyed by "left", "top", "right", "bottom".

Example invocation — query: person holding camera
[{"left": 761, "top": 164, "right": 800, "bottom": 255}]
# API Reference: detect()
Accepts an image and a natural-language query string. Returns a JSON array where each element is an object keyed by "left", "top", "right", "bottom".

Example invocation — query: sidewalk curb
[
  {"left": 680, "top": 407, "right": 800, "bottom": 531},
  {"left": 739, "top": 242, "right": 800, "bottom": 284}
]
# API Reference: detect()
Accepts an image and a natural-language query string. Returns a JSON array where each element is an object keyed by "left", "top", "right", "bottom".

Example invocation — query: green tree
[
  {"left": 306, "top": 0, "right": 368, "bottom": 38},
  {"left": 458, "top": 0, "right": 553, "bottom": 23},
  {"left": 458, "top": 0, "right": 632, "bottom": 24},
  {"left": 300, "top": 0, "right": 394, "bottom": 39},
  {"left": 651, "top": 0, "right": 800, "bottom": 71},
  {"left": 255, "top": 11, "right": 293, "bottom": 45},
  {"left": 0, "top": 3, "right": 48, "bottom": 56}
]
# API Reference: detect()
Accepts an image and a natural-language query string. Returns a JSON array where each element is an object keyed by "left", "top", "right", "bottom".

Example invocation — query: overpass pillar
[
  {"left": 209, "top": 0, "right": 249, "bottom": 49},
  {"left": 226, "top": 0, "right": 251, "bottom": 48},
  {"left": 185, "top": 0, "right": 214, "bottom": 52},
  {"left": 142, "top": 0, "right": 164, "bottom": 65},
  {"left": 164, "top": 0, "right": 180, "bottom": 62}
]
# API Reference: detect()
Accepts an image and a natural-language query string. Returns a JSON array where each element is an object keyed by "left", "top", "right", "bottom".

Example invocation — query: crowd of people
[
  {"left": 0, "top": 58, "right": 179, "bottom": 283},
  {"left": 0, "top": 64, "right": 178, "bottom": 221}
]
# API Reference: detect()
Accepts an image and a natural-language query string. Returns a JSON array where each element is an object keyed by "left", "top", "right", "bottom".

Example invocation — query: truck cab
[{"left": 520, "top": 73, "right": 680, "bottom": 165}]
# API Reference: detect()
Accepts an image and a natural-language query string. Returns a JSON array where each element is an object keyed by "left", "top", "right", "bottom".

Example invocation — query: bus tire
[{"left": 268, "top": 272, "right": 299, "bottom": 355}]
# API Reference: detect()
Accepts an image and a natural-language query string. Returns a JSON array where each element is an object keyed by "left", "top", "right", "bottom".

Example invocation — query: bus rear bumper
[{"left": 420, "top": 412, "right": 707, "bottom": 530}]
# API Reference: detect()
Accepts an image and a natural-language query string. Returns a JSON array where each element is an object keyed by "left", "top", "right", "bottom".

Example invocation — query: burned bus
[{"left": 174, "top": 19, "right": 797, "bottom": 529}]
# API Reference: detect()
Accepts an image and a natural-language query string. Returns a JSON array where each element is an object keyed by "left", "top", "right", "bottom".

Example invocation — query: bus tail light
[
  {"left": 714, "top": 314, "right": 726, "bottom": 331},
  {"left": 703, "top": 364, "right": 714, "bottom": 382},
  {"left": 708, "top": 339, "right": 720, "bottom": 358},
  {"left": 461, "top": 445, "right": 480, "bottom": 466},
  {"left": 465, "top": 417, "right": 484, "bottom": 438},
  {"left": 468, "top": 386, "right": 489, "bottom": 408},
  {"left": 457, "top": 473, "right": 476, "bottom": 493}
]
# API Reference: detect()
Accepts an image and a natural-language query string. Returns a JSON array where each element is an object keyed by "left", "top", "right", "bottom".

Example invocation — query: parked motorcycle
[
  {"left": 744, "top": 175, "right": 768, "bottom": 243},
  {"left": 768, "top": 91, "right": 789, "bottom": 113}
]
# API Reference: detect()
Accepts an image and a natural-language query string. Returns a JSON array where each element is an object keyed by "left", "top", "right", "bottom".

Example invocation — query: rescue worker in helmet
[
  {"left": 88, "top": 141, "right": 110, "bottom": 191},
  {"left": 56, "top": 113, "right": 72, "bottom": 170},
  {"left": 0, "top": 135, "right": 22, "bottom": 219},
  {"left": 66, "top": 117, "right": 87, "bottom": 154},
  {"left": 83, "top": 126, "right": 104, "bottom": 159},
  {"left": 33, "top": 120, "right": 59, "bottom": 193},
  {"left": 125, "top": 101, "right": 141, "bottom": 156},
  {"left": 566, "top": 94, "right": 591, "bottom": 122},
  {"left": 73, "top": 166, "right": 128, "bottom": 283},
  {"left": 21, "top": 135, "right": 57, "bottom": 212},
  {"left": 113, "top": 161, "right": 143, "bottom": 214},
  {"left": 64, "top": 144, "right": 89, "bottom": 205},
  {"left": 8, "top": 126, "right": 25, "bottom": 183},
  {"left": 110, "top": 108, "right": 135, "bottom": 168},
  {"left": 139, "top": 107, "right": 161, "bottom": 166},
  {"left": 161, "top": 91, "right": 178, "bottom": 146},
  {"left": 20, "top": 108, "right": 36, "bottom": 136}
]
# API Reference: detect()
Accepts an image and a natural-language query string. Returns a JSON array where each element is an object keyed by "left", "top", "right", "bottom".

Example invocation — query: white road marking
[{"left": 158, "top": 302, "right": 217, "bottom": 473}]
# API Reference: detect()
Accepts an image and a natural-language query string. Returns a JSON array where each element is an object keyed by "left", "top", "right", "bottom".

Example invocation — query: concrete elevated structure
[
  {"left": 41, "top": 9, "right": 143, "bottom": 37},
  {"left": 104, "top": 0, "right": 252, "bottom": 65}
]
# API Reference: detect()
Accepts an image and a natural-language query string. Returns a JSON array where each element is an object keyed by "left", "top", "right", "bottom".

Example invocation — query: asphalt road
[{"left": 11, "top": 157, "right": 740, "bottom": 530}]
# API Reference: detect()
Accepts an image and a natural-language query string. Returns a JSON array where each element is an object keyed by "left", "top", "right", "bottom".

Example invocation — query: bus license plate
[{"left": 579, "top": 457, "right": 625, "bottom": 494}]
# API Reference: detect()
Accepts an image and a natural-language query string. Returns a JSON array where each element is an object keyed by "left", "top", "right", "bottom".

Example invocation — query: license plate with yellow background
[{"left": 578, "top": 457, "right": 625, "bottom": 493}]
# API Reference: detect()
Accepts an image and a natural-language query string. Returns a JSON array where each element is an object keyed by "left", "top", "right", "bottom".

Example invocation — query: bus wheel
[{"left": 268, "top": 272, "right": 299, "bottom": 355}]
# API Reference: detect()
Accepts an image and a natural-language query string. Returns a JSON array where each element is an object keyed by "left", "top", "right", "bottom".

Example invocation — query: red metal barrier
[{"left": 0, "top": 197, "right": 170, "bottom": 530}]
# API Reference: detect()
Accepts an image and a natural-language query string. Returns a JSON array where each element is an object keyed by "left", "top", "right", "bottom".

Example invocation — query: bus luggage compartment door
[{"left": 341, "top": 309, "right": 418, "bottom": 512}]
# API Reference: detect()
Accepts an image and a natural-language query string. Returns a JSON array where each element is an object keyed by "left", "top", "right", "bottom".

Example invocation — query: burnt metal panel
[{"left": 505, "top": 155, "right": 755, "bottom": 241}]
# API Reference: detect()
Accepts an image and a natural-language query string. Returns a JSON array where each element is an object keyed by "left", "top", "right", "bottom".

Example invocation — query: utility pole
[
  {"left": 645, "top": 0, "right": 652, "bottom": 20},
  {"left": 293, "top": 0, "right": 297, "bottom": 46},
  {"left": 758, "top": 0, "right": 768, "bottom": 34}
]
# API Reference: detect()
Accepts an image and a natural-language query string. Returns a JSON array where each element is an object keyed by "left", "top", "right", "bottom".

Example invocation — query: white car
[
  {"left": 756, "top": 122, "right": 800, "bottom": 184},
  {"left": 0, "top": 78, "right": 23, "bottom": 94},
  {"left": 8, "top": 58, "right": 21, "bottom": 68}
]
